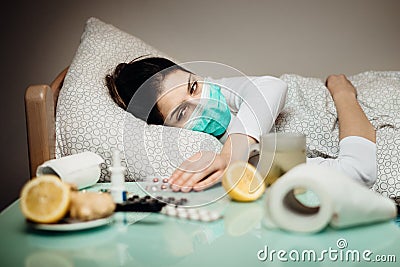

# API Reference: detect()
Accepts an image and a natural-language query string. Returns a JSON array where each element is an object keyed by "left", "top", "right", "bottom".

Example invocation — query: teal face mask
[{"left": 184, "top": 80, "right": 231, "bottom": 137}]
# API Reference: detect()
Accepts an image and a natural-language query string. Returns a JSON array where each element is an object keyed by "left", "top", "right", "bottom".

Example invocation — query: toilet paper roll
[
  {"left": 265, "top": 163, "right": 397, "bottom": 233},
  {"left": 36, "top": 152, "right": 104, "bottom": 189}
]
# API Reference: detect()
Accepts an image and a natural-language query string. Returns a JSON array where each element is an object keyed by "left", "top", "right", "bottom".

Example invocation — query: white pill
[
  {"left": 178, "top": 212, "right": 188, "bottom": 219},
  {"left": 209, "top": 211, "right": 220, "bottom": 221},
  {"left": 151, "top": 186, "right": 158, "bottom": 192},
  {"left": 164, "top": 205, "right": 175, "bottom": 212},
  {"left": 177, "top": 210, "right": 188, "bottom": 216},
  {"left": 160, "top": 207, "right": 167, "bottom": 214},
  {"left": 166, "top": 207, "right": 178, "bottom": 216},
  {"left": 199, "top": 209, "right": 210, "bottom": 214},
  {"left": 189, "top": 213, "right": 200, "bottom": 221},
  {"left": 187, "top": 209, "right": 198, "bottom": 215},
  {"left": 167, "top": 210, "right": 178, "bottom": 217},
  {"left": 176, "top": 207, "right": 186, "bottom": 213},
  {"left": 200, "top": 214, "right": 211, "bottom": 222}
]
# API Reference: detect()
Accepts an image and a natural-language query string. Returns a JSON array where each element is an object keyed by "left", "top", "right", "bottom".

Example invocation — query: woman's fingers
[
  {"left": 192, "top": 170, "right": 224, "bottom": 192},
  {"left": 178, "top": 171, "right": 212, "bottom": 192},
  {"left": 169, "top": 168, "right": 183, "bottom": 184},
  {"left": 178, "top": 162, "right": 222, "bottom": 192},
  {"left": 171, "top": 159, "right": 217, "bottom": 192},
  {"left": 169, "top": 151, "right": 227, "bottom": 192},
  {"left": 171, "top": 170, "right": 201, "bottom": 192},
  {"left": 169, "top": 152, "right": 204, "bottom": 184}
]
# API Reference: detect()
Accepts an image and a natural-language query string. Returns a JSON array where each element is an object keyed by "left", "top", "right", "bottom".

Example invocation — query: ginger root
[{"left": 69, "top": 191, "right": 116, "bottom": 221}]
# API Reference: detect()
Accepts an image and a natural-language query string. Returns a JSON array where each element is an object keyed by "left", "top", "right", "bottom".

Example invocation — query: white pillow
[{"left": 56, "top": 17, "right": 222, "bottom": 182}]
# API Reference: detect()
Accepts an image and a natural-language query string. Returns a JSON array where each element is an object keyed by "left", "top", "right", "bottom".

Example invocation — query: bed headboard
[{"left": 24, "top": 67, "right": 68, "bottom": 178}]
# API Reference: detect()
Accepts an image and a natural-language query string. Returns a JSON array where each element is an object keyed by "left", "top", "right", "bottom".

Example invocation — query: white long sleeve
[
  {"left": 208, "top": 76, "right": 288, "bottom": 142},
  {"left": 307, "top": 136, "right": 377, "bottom": 187}
]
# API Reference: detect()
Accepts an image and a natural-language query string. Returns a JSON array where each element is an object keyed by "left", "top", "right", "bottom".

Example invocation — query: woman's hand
[
  {"left": 169, "top": 133, "right": 257, "bottom": 192},
  {"left": 169, "top": 151, "right": 230, "bottom": 192},
  {"left": 325, "top": 74, "right": 357, "bottom": 99}
]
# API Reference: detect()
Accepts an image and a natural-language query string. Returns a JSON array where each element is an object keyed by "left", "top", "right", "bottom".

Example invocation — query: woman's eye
[
  {"left": 189, "top": 81, "right": 198, "bottom": 95},
  {"left": 177, "top": 106, "right": 187, "bottom": 121}
]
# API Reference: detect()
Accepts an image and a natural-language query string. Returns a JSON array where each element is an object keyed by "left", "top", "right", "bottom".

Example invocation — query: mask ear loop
[{"left": 183, "top": 100, "right": 205, "bottom": 130}]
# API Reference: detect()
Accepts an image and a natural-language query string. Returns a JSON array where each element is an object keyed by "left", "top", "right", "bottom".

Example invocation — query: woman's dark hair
[{"left": 105, "top": 56, "right": 188, "bottom": 125}]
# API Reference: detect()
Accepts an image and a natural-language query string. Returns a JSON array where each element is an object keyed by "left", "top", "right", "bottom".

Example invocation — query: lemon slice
[
  {"left": 20, "top": 175, "right": 71, "bottom": 223},
  {"left": 222, "top": 161, "right": 266, "bottom": 202}
]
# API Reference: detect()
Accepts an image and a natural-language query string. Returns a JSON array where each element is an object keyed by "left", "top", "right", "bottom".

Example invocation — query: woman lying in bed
[{"left": 105, "top": 57, "right": 376, "bottom": 192}]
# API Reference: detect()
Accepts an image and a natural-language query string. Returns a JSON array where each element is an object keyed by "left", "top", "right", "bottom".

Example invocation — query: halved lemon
[
  {"left": 222, "top": 161, "right": 266, "bottom": 202},
  {"left": 20, "top": 175, "right": 71, "bottom": 223}
]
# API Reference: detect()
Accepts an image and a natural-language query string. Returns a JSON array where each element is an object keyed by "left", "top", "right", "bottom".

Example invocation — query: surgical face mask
[{"left": 184, "top": 79, "right": 231, "bottom": 137}]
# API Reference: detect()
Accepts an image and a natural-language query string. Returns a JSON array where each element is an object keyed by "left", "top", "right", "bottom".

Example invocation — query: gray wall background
[{"left": 1, "top": 0, "right": 399, "bottom": 211}]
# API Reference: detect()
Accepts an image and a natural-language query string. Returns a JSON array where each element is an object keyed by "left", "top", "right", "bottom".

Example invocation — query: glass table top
[{"left": 1, "top": 182, "right": 399, "bottom": 267}]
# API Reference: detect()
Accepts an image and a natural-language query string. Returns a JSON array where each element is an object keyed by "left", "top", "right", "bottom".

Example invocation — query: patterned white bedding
[
  {"left": 56, "top": 18, "right": 399, "bottom": 198},
  {"left": 275, "top": 71, "right": 400, "bottom": 198}
]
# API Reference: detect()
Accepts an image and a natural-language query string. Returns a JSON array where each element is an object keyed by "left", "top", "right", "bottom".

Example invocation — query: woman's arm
[
  {"left": 169, "top": 76, "right": 287, "bottom": 192},
  {"left": 326, "top": 74, "right": 376, "bottom": 143},
  {"left": 216, "top": 76, "right": 288, "bottom": 142},
  {"left": 307, "top": 74, "right": 377, "bottom": 186}
]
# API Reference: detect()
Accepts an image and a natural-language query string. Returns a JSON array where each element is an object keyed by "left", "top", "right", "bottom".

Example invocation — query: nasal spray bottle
[{"left": 110, "top": 149, "right": 127, "bottom": 204}]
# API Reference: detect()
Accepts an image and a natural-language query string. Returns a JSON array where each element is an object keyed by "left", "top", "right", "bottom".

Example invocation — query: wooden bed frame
[{"left": 24, "top": 67, "right": 68, "bottom": 178}]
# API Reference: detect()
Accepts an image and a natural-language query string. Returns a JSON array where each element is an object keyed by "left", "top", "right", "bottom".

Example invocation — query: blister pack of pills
[
  {"left": 115, "top": 195, "right": 166, "bottom": 212},
  {"left": 161, "top": 205, "right": 222, "bottom": 222},
  {"left": 143, "top": 177, "right": 173, "bottom": 192},
  {"left": 115, "top": 194, "right": 189, "bottom": 212}
]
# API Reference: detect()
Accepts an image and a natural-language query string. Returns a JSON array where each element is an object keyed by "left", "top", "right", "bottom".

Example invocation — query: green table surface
[{"left": 1, "top": 182, "right": 399, "bottom": 267}]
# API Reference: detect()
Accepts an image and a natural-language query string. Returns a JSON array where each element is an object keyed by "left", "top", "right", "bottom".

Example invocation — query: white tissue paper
[
  {"left": 36, "top": 151, "right": 104, "bottom": 189},
  {"left": 264, "top": 163, "right": 397, "bottom": 233}
]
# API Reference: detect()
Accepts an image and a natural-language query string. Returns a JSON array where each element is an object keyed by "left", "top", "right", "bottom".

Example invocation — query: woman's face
[{"left": 157, "top": 69, "right": 204, "bottom": 128}]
